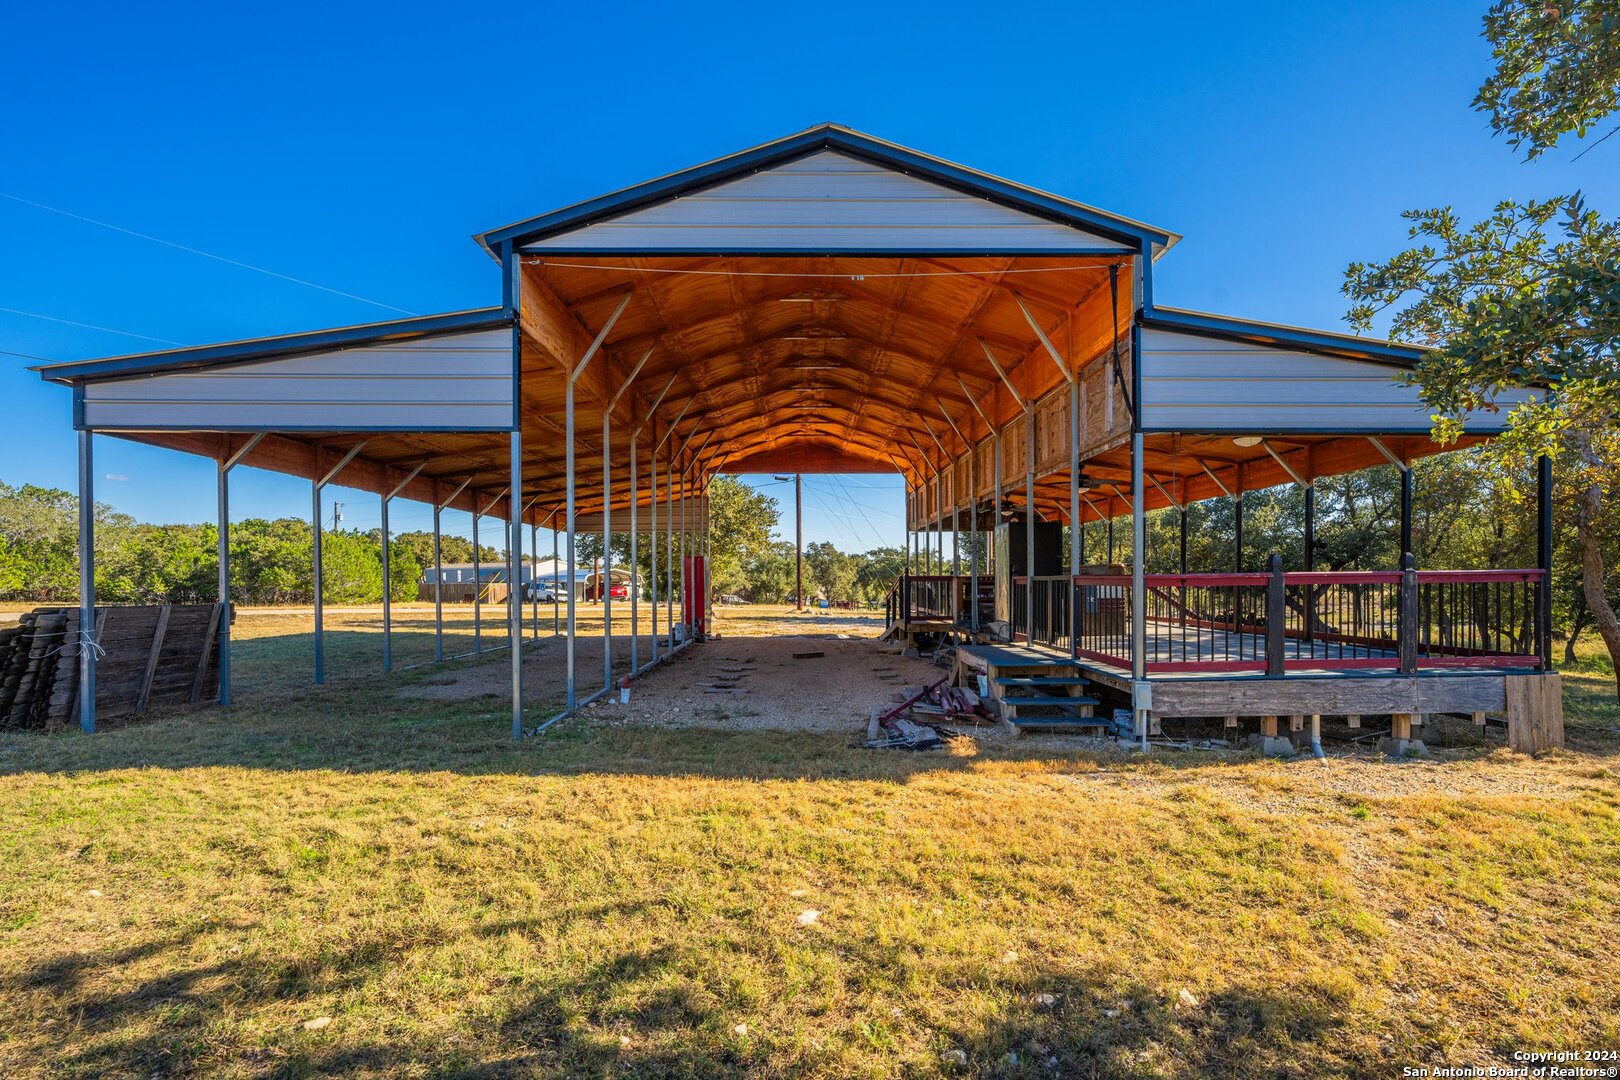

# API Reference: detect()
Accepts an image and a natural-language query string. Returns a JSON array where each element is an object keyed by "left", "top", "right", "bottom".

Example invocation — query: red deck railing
[{"left": 933, "top": 558, "right": 1551, "bottom": 675}]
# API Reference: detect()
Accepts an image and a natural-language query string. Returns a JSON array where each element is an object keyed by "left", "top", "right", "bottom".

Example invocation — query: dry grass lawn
[{"left": 0, "top": 604, "right": 1617, "bottom": 1077}]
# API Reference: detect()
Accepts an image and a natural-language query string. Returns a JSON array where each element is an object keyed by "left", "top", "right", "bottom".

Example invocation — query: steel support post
[
  {"left": 473, "top": 505, "right": 485, "bottom": 653},
  {"left": 530, "top": 523, "right": 538, "bottom": 640},
  {"left": 1025, "top": 411, "right": 1035, "bottom": 643},
  {"left": 78, "top": 430, "right": 96, "bottom": 733},
  {"left": 630, "top": 433, "right": 639, "bottom": 673},
  {"left": 1233, "top": 494, "right": 1243, "bottom": 572},
  {"left": 994, "top": 432, "right": 1002, "bottom": 579},
  {"left": 649, "top": 433, "right": 658, "bottom": 664},
  {"left": 509, "top": 432, "right": 523, "bottom": 739},
  {"left": 968, "top": 446, "right": 978, "bottom": 630},
  {"left": 381, "top": 492, "right": 392, "bottom": 671},
  {"left": 433, "top": 504, "right": 444, "bottom": 660},
  {"left": 666, "top": 449, "right": 674, "bottom": 646},
  {"left": 602, "top": 409, "right": 613, "bottom": 693},
  {"left": 1399, "top": 464, "right": 1413, "bottom": 559},
  {"left": 312, "top": 479, "right": 324, "bottom": 685},
  {"left": 1130, "top": 430, "right": 1147, "bottom": 721},
  {"left": 1537, "top": 453, "right": 1553, "bottom": 668},
  {"left": 217, "top": 459, "right": 231, "bottom": 706},
  {"left": 565, "top": 376, "right": 577, "bottom": 710}
]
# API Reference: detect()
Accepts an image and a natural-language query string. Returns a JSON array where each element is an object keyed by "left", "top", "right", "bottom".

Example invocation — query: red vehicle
[{"left": 586, "top": 581, "right": 630, "bottom": 602}]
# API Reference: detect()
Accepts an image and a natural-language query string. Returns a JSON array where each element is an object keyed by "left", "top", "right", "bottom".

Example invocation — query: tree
[
  {"left": 1475, "top": 0, "right": 1620, "bottom": 160},
  {"left": 1344, "top": 3, "right": 1620, "bottom": 689},
  {"left": 705, "top": 477, "right": 780, "bottom": 596}
]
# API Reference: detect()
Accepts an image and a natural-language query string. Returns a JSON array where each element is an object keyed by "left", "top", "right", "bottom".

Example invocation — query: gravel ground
[{"left": 585, "top": 608, "right": 947, "bottom": 733}]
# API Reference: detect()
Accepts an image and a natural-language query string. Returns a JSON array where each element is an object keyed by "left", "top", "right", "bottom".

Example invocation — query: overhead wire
[{"left": 0, "top": 190, "right": 416, "bottom": 315}]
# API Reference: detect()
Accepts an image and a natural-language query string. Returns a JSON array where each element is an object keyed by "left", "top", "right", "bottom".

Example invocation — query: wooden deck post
[
  {"left": 1398, "top": 553, "right": 1418, "bottom": 675},
  {"left": 1265, "top": 553, "right": 1286, "bottom": 676}
]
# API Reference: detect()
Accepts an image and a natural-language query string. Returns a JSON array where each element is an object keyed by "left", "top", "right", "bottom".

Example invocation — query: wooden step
[
  {"left": 993, "top": 676, "right": 1090, "bottom": 689},
  {"left": 1000, "top": 693, "right": 1099, "bottom": 708},
  {"left": 1010, "top": 716, "right": 1112, "bottom": 731},
  {"left": 1001, "top": 695, "right": 1099, "bottom": 721}
]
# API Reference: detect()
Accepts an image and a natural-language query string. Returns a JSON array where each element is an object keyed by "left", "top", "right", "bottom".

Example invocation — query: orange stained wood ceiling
[{"left": 512, "top": 254, "right": 1133, "bottom": 514}]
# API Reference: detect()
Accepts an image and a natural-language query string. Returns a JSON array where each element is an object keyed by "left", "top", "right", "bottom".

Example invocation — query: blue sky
[{"left": 2, "top": 0, "right": 1614, "bottom": 552}]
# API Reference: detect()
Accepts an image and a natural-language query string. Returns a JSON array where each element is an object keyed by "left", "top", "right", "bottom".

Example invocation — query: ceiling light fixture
[{"left": 1232, "top": 436, "right": 1263, "bottom": 448}]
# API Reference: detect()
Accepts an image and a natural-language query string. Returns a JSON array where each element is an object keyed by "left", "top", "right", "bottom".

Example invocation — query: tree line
[{"left": 3, "top": 451, "right": 1615, "bottom": 660}]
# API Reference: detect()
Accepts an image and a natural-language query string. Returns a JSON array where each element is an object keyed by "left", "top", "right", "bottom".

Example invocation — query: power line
[
  {"left": 0, "top": 305, "right": 183, "bottom": 345},
  {"left": 0, "top": 190, "right": 417, "bottom": 315}
]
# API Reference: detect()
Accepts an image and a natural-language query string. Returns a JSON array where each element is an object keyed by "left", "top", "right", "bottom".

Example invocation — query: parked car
[
  {"left": 586, "top": 581, "right": 630, "bottom": 601},
  {"left": 524, "top": 582, "right": 558, "bottom": 603}
]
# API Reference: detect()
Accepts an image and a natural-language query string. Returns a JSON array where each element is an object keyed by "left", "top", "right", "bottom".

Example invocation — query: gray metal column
[
  {"left": 77, "top": 429, "right": 95, "bottom": 733},
  {"left": 433, "top": 503, "right": 444, "bottom": 661},
  {"left": 1131, "top": 431, "right": 1147, "bottom": 683},
  {"left": 380, "top": 492, "right": 392, "bottom": 671},
  {"left": 216, "top": 458, "right": 231, "bottom": 706},
  {"left": 530, "top": 523, "right": 538, "bottom": 640},
  {"left": 551, "top": 513, "right": 559, "bottom": 637},
  {"left": 1025, "top": 413, "right": 1036, "bottom": 642},
  {"left": 650, "top": 425, "right": 658, "bottom": 665},
  {"left": 602, "top": 406, "right": 613, "bottom": 692},
  {"left": 994, "top": 432, "right": 1003, "bottom": 578},
  {"left": 667, "top": 449, "right": 675, "bottom": 645},
  {"left": 509, "top": 432, "right": 523, "bottom": 739},
  {"left": 472, "top": 505, "right": 481, "bottom": 655},
  {"left": 1069, "top": 371, "right": 1080, "bottom": 580},
  {"left": 312, "top": 479, "right": 324, "bottom": 685},
  {"left": 565, "top": 375, "right": 577, "bottom": 710},
  {"left": 630, "top": 431, "right": 639, "bottom": 673},
  {"left": 968, "top": 444, "right": 978, "bottom": 630}
]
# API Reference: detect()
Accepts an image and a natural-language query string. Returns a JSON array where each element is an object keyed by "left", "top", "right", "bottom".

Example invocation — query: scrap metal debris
[{"left": 863, "top": 671, "right": 989, "bottom": 750}]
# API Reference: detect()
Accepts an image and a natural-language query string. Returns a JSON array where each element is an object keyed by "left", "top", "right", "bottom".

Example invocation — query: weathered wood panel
[
  {"left": 1505, "top": 673, "right": 1564, "bottom": 753},
  {"left": 1147, "top": 674, "right": 1508, "bottom": 719}
]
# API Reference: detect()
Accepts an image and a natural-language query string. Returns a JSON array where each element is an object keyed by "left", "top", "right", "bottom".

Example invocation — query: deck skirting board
[{"left": 1145, "top": 674, "right": 1512, "bottom": 719}]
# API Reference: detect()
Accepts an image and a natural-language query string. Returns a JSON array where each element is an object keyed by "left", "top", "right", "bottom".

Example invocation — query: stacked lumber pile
[{"left": 0, "top": 603, "right": 226, "bottom": 730}]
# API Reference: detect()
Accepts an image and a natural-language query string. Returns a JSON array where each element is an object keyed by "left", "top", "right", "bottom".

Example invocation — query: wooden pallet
[{"left": 0, "top": 603, "right": 227, "bottom": 730}]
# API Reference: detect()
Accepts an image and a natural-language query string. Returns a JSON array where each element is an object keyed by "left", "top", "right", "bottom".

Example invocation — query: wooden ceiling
[
  {"left": 111, "top": 252, "right": 1477, "bottom": 533},
  {"left": 502, "top": 254, "right": 1132, "bottom": 521}
]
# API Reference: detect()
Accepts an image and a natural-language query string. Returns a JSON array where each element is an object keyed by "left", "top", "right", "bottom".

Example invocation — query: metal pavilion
[{"left": 35, "top": 125, "right": 1555, "bottom": 746}]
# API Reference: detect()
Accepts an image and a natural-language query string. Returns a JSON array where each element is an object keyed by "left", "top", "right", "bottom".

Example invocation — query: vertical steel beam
[
  {"left": 472, "top": 505, "right": 482, "bottom": 654},
  {"left": 1400, "top": 465, "right": 1413, "bottom": 558},
  {"left": 312, "top": 478, "right": 324, "bottom": 685},
  {"left": 565, "top": 373, "right": 577, "bottom": 710},
  {"left": 510, "top": 431, "right": 523, "bottom": 739},
  {"left": 1069, "top": 359, "right": 1081, "bottom": 582},
  {"left": 77, "top": 430, "right": 96, "bottom": 733},
  {"left": 1304, "top": 484, "right": 1316, "bottom": 571},
  {"left": 968, "top": 441, "right": 978, "bottom": 629},
  {"left": 1131, "top": 430, "right": 1147, "bottom": 683},
  {"left": 1234, "top": 492, "right": 1244, "bottom": 572},
  {"left": 630, "top": 430, "right": 639, "bottom": 673},
  {"left": 551, "top": 514, "right": 560, "bottom": 637},
  {"left": 1025, "top": 410, "right": 1035, "bottom": 642},
  {"left": 380, "top": 491, "right": 392, "bottom": 672},
  {"left": 433, "top": 503, "right": 444, "bottom": 661},
  {"left": 530, "top": 523, "right": 538, "bottom": 640},
  {"left": 1537, "top": 453, "right": 1553, "bottom": 668},
  {"left": 602, "top": 406, "right": 613, "bottom": 693},
  {"left": 650, "top": 424, "right": 659, "bottom": 665},
  {"left": 216, "top": 458, "right": 231, "bottom": 706}
]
